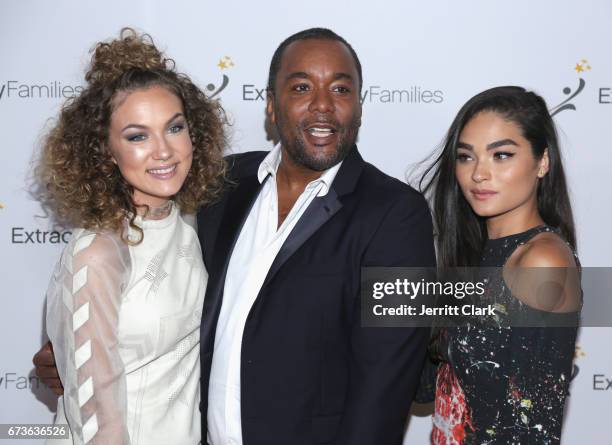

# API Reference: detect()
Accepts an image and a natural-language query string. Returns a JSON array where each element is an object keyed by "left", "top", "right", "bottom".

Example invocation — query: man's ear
[
  {"left": 266, "top": 90, "right": 276, "bottom": 125},
  {"left": 355, "top": 91, "right": 363, "bottom": 128}
]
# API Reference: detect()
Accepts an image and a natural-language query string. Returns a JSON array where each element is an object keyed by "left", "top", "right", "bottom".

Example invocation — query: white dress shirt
[{"left": 207, "top": 145, "right": 342, "bottom": 445}]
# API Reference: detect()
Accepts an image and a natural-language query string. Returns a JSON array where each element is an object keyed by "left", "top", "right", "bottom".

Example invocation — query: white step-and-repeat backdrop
[{"left": 1, "top": 1, "right": 610, "bottom": 443}]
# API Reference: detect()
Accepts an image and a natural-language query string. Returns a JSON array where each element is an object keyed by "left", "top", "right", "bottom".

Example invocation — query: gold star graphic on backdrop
[
  {"left": 574, "top": 59, "right": 591, "bottom": 73},
  {"left": 217, "top": 56, "right": 234, "bottom": 70},
  {"left": 0, "top": 203, "right": 4, "bottom": 209}
]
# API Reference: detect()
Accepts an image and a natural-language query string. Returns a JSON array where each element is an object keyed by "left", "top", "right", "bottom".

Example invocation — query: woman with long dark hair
[{"left": 421, "top": 86, "right": 581, "bottom": 444}]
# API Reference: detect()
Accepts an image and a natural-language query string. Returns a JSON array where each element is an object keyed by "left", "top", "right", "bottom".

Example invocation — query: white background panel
[{"left": 1, "top": 1, "right": 610, "bottom": 443}]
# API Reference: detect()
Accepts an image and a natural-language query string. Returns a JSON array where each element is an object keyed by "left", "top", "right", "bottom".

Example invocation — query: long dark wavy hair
[{"left": 419, "top": 86, "right": 576, "bottom": 267}]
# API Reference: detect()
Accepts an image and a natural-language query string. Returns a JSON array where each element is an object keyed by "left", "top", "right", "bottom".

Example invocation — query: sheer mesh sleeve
[{"left": 46, "top": 230, "right": 131, "bottom": 445}]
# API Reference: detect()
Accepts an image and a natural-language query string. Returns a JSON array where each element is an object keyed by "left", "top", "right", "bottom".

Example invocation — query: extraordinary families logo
[
  {"left": 0, "top": 80, "right": 83, "bottom": 100},
  {"left": 549, "top": 59, "right": 591, "bottom": 116},
  {"left": 0, "top": 56, "right": 236, "bottom": 101},
  {"left": 206, "top": 56, "right": 234, "bottom": 98}
]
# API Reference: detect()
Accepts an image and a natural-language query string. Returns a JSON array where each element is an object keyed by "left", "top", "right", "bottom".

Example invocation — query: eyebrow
[
  {"left": 121, "top": 112, "right": 184, "bottom": 132},
  {"left": 285, "top": 72, "right": 309, "bottom": 82},
  {"left": 285, "top": 72, "right": 355, "bottom": 83},
  {"left": 457, "top": 138, "right": 519, "bottom": 150},
  {"left": 333, "top": 72, "right": 354, "bottom": 82}
]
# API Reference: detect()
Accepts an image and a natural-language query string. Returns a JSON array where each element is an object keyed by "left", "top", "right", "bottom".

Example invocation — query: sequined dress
[
  {"left": 45, "top": 204, "right": 206, "bottom": 445},
  {"left": 432, "top": 226, "right": 580, "bottom": 444}
]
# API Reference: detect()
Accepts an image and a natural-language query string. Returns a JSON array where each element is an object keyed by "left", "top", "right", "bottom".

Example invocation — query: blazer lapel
[
  {"left": 262, "top": 146, "right": 365, "bottom": 287},
  {"left": 200, "top": 173, "right": 266, "bottom": 350},
  {"left": 263, "top": 189, "right": 342, "bottom": 286}
]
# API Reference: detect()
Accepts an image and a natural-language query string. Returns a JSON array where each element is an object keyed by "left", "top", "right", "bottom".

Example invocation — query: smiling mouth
[
  {"left": 147, "top": 164, "right": 177, "bottom": 177},
  {"left": 307, "top": 127, "right": 337, "bottom": 138}
]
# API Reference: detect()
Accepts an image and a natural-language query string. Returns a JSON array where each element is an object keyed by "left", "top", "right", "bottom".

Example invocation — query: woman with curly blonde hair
[{"left": 39, "top": 29, "right": 226, "bottom": 444}]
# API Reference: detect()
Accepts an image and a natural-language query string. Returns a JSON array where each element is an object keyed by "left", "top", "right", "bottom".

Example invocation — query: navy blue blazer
[{"left": 197, "top": 146, "right": 436, "bottom": 445}]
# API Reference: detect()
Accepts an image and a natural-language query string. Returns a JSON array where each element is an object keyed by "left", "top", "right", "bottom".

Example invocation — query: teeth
[
  {"left": 148, "top": 165, "right": 176, "bottom": 175},
  {"left": 308, "top": 127, "right": 334, "bottom": 137}
]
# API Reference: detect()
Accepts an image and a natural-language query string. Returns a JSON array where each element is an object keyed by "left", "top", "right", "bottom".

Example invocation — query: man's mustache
[{"left": 298, "top": 116, "right": 341, "bottom": 130}]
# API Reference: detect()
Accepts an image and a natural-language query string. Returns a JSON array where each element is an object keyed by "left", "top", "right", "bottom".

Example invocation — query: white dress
[{"left": 45, "top": 204, "right": 206, "bottom": 445}]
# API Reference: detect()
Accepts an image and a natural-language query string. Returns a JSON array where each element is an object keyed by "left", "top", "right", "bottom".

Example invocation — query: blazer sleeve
[{"left": 334, "top": 192, "right": 436, "bottom": 445}]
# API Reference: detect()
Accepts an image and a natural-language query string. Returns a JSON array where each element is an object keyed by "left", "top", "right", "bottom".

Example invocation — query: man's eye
[
  {"left": 293, "top": 84, "right": 310, "bottom": 92},
  {"left": 333, "top": 86, "right": 350, "bottom": 93}
]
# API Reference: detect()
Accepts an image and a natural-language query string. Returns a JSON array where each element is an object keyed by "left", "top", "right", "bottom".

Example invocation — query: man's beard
[{"left": 277, "top": 113, "right": 361, "bottom": 172}]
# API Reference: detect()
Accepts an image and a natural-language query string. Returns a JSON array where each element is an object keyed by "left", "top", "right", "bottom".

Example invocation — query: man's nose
[{"left": 308, "top": 88, "right": 335, "bottom": 114}]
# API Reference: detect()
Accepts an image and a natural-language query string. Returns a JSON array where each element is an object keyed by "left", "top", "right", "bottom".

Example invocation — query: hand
[{"left": 33, "top": 341, "right": 63, "bottom": 396}]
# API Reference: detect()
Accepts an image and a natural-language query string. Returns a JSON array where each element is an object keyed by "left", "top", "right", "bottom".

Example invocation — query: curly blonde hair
[{"left": 37, "top": 28, "right": 227, "bottom": 243}]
